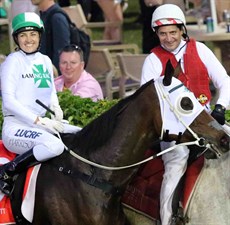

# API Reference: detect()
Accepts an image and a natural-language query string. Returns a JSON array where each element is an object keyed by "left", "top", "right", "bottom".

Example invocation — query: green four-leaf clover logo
[{"left": 33, "top": 64, "right": 51, "bottom": 88}]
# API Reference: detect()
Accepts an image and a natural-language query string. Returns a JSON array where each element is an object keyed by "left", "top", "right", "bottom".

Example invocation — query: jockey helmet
[
  {"left": 151, "top": 4, "right": 186, "bottom": 32},
  {"left": 12, "top": 12, "right": 44, "bottom": 36}
]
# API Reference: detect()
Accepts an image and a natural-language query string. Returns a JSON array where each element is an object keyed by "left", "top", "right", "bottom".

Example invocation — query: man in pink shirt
[{"left": 55, "top": 45, "right": 103, "bottom": 101}]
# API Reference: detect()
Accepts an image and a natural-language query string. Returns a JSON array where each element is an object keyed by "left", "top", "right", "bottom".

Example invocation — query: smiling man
[
  {"left": 141, "top": 4, "right": 230, "bottom": 225},
  {"left": 54, "top": 45, "right": 103, "bottom": 102}
]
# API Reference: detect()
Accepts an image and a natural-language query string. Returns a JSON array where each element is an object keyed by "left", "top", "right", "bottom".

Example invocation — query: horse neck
[{"left": 91, "top": 84, "right": 161, "bottom": 183}]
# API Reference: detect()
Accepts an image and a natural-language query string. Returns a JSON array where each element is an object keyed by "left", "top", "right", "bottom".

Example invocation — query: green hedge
[{"left": 57, "top": 90, "right": 119, "bottom": 127}]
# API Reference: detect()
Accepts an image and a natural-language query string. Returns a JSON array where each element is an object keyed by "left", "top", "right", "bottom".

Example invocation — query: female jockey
[
  {"left": 141, "top": 4, "right": 230, "bottom": 225},
  {"left": 0, "top": 12, "right": 80, "bottom": 196}
]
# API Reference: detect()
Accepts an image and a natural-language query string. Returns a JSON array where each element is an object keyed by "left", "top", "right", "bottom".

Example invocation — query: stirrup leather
[
  {"left": 0, "top": 169, "right": 15, "bottom": 196},
  {"left": 0, "top": 171, "right": 11, "bottom": 180},
  {"left": 0, "top": 179, "right": 15, "bottom": 196}
]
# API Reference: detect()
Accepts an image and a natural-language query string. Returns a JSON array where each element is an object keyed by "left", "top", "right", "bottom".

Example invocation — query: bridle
[
  {"left": 155, "top": 79, "right": 223, "bottom": 158},
  {"left": 57, "top": 80, "right": 221, "bottom": 171}
]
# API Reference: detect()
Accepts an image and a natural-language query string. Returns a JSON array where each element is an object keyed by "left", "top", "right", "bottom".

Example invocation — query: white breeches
[
  {"left": 2, "top": 119, "right": 81, "bottom": 162},
  {"left": 160, "top": 141, "right": 189, "bottom": 225}
]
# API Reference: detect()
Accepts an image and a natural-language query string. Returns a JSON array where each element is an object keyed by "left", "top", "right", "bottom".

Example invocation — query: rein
[
  {"left": 56, "top": 80, "right": 210, "bottom": 170},
  {"left": 64, "top": 139, "right": 203, "bottom": 170}
]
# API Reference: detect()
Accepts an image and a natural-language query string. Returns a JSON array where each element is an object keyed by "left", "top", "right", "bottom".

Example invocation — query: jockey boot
[{"left": 0, "top": 149, "right": 39, "bottom": 196}]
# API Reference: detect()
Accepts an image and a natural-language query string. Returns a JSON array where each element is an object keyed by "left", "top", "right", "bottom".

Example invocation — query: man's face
[
  {"left": 31, "top": 0, "right": 42, "bottom": 6},
  {"left": 156, "top": 25, "right": 183, "bottom": 52},
  {"left": 59, "top": 51, "right": 84, "bottom": 84}
]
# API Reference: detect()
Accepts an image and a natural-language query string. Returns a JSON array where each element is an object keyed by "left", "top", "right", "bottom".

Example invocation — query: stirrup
[
  {"left": 170, "top": 206, "right": 189, "bottom": 225},
  {"left": 0, "top": 179, "right": 15, "bottom": 196},
  {"left": 171, "top": 214, "right": 188, "bottom": 225},
  {"left": 171, "top": 217, "right": 184, "bottom": 225}
]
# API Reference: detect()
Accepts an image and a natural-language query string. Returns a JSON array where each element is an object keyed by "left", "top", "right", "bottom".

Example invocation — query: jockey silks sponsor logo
[
  {"left": 15, "top": 129, "right": 42, "bottom": 139},
  {"left": 21, "top": 64, "right": 51, "bottom": 88},
  {"left": 0, "top": 208, "right": 6, "bottom": 214},
  {"left": 197, "top": 94, "right": 208, "bottom": 104}
]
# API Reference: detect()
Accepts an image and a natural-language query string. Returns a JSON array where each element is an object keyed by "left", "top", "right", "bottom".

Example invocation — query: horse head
[{"left": 159, "top": 60, "right": 229, "bottom": 159}]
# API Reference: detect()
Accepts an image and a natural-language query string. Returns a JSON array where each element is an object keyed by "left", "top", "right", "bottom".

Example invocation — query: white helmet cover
[{"left": 151, "top": 4, "right": 186, "bottom": 31}]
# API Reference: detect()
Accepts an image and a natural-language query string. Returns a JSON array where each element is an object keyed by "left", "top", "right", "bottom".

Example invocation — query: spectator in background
[
  {"left": 31, "top": 0, "right": 70, "bottom": 75},
  {"left": 55, "top": 45, "right": 103, "bottom": 102},
  {"left": 57, "top": 0, "right": 91, "bottom": 21},
  {"left": 139, "top": 0, "right": 159, "bottom": 53},
  {"left": 188, "top": 0, "right": 230, "bottom": 23},
  {"left": 11, "top": 0, "right": 37, "bottom": 19},
  {"left": 95, "top": 0, "right": 123, "bottom": 42},
  {"left": 57, "top": 0, "right": 103, "bottom": 22}
]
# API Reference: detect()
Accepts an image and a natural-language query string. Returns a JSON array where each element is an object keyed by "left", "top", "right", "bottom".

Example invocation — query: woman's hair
[{"left": 59, "top": 44, "right": 84, "bottom": 62}]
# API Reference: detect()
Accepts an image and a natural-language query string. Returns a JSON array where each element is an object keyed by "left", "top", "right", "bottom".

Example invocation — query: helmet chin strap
[
  {"left": 19, "top": 48, "right": 39, "bottom": 55},
  {"left": 182, "top": 25, "right": 190, "bottom": 41}
]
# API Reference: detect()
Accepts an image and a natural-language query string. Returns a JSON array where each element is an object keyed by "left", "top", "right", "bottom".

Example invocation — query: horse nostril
[{"left": 220, "top": 134, "right": 230, "bottom": 152}]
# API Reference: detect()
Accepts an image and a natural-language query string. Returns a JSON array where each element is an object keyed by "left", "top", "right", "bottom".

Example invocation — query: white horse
[
  {"left": 185, "top": 151, "right": 230, "bottom": 225},
  {"left": 123, "top": 151, "right": 230, "bottom": 225}
]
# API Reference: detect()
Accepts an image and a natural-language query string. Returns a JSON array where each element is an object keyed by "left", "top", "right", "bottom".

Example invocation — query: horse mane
[{"left": 70, "top": 80, "right": 154, "bottom": 154}]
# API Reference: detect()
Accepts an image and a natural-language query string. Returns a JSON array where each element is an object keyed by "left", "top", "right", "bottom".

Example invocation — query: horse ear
[
  {"left": 174, "top": 59, "right": 182, "bottom": 78},
  {"left": 163, "top": 59, "right": 174, "bottom": 86}
]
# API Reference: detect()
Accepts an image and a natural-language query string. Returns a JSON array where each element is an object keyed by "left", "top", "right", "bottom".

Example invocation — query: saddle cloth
[
  {"left": 0, "top": 141, "right": 40, "bottom": 224},
  {"left": 121, "top": 149, "right": 204, "bottom": 220}
]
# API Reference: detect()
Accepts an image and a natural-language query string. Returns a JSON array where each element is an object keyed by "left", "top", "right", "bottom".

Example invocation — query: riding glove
[
  {"left": 36, "top": 117, "right": 64, "bottom": 134},
  {"left": 211, "top": 104, "right": 226, "bottom": 125},
  {"left": 50, "top": 104, "right": 63, "bottom": 121}
]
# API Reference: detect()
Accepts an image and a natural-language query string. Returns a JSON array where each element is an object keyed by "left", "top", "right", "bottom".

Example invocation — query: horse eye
[{"left": 180, "top": 97, "right": 194, "bottom": 111}]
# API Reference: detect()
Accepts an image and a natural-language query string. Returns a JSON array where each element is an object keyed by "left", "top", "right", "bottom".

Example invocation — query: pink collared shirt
[{"left": 54, "top": 70, "right": 104, "bottom": 101}]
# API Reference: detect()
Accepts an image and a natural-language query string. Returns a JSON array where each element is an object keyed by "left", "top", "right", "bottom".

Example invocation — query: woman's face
[
  {"left": 156, "top": 25, "right": 183, "bottom": 52},
  {"left": 17, "top": 30, "right": 40, "bottom": 53}
]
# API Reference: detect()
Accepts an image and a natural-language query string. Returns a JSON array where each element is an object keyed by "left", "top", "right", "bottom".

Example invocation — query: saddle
[{"left": 122, "top": 148, "right": 204, "bottom": 222}]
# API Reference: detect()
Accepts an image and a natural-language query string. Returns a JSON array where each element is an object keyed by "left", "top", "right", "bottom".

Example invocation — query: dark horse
[{"left": 17, "top": 66, "right": 228, "bottom": 225}]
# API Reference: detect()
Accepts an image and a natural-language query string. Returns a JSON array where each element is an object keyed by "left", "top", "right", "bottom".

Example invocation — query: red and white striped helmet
[{"left": 151, "top": 4, "right": 186, "bottom": 31}]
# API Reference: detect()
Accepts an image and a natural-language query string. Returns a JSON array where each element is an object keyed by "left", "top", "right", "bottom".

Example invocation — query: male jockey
[{"left": 141, "top": 4, "right": 230, "bottom": 225}]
